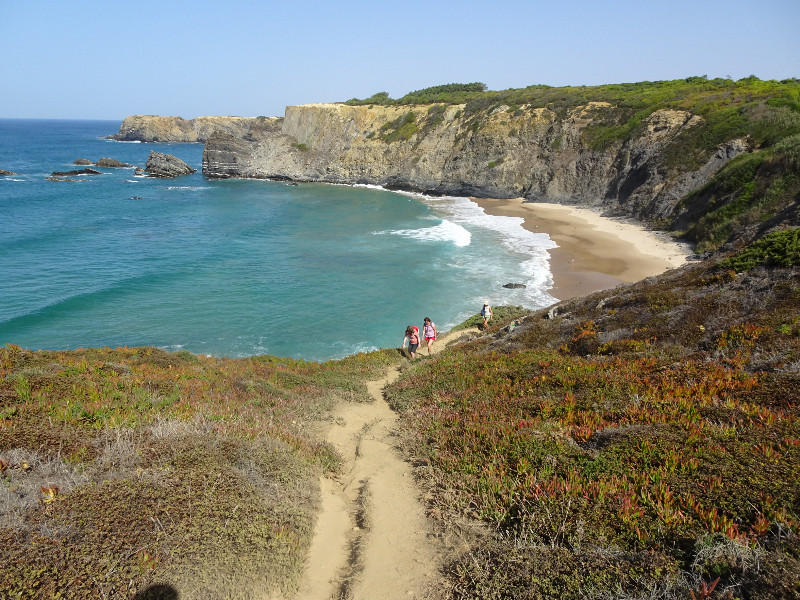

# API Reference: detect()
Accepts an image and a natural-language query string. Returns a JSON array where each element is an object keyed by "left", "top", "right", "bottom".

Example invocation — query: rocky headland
[
  {"left": 111, "top": 78, "right": 799, "bottom": 252},
  {"left": 109, "top": 105, "right": 752, "bottom": 245},
  {"left": 107, "top": 115, "right": 281, "bottom": 143},
  {"left": 202, "top": 102, "right": 735, "bottom": 225}
]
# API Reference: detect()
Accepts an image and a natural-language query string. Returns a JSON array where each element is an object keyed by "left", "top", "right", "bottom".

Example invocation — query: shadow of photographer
[{"left": 133, "top": 583, "right": 179, "bottom": 600}]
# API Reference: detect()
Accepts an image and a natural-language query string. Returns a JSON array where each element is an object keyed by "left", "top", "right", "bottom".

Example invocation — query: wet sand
[{"left": 472, "top": 198, "right": 692, "bottom": 301}]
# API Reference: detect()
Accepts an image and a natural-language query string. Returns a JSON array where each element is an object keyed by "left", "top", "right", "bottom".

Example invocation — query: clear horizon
[{"left": 2, "top": 0, "right": 799, "bottom": 121}]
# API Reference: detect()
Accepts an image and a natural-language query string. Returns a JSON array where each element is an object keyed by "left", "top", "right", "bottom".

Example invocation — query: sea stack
[{"left": 144, "top": 151, "right": 196, "bottom": 178}]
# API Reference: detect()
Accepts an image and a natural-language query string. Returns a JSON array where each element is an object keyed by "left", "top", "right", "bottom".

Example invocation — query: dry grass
[{"left": 0, "top": 346, "right": 398, "bottom": 599}]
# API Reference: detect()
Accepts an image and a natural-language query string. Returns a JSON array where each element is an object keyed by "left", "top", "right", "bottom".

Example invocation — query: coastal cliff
[
  {"left": 108, "top": 115, "right": 281, "bottom": 143},
  {"left": 200, "top": 102, "right": 743, "bottom": 225},
  {"left": 114, "top": 78, "right": 800, "bottom": 250}
]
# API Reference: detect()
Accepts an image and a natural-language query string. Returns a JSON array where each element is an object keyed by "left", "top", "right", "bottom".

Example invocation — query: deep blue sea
[{"left": 0, "top": 119, "right": 557, "bottom": 361}]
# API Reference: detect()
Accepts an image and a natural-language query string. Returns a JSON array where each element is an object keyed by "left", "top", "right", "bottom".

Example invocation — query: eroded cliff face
[
  {"left": 200, "top": 102, "right": 747, "bottom": 223},
  {"left": 109, "top": 115, "right": 280, "bottom": 143}
]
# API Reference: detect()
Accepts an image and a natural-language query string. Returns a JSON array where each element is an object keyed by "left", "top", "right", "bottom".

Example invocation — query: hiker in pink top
[
  {"left": 402, "top": 325, "right": 420, "bottom": 359},
  {"left": 422, "top": 317, "right": 437, "bottom": 355}
]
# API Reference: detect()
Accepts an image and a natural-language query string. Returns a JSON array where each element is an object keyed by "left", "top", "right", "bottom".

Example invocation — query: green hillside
[{"left": 385, "top": 231, "right": 800, "bottom": 599}]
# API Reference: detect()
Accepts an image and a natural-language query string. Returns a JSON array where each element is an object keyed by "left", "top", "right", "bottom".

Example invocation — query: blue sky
[{"left": 2, "top": 0, "right": 798, "bottom": 120}]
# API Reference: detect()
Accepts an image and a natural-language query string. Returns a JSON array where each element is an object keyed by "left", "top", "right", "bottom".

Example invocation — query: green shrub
[
  {"left": 345, "top": 91, "right": 392, "bottom": 106},
  {"left": 488, "top": 157, "right": 505, "bottom": 169},
  {"left": 379, "top": 111, "right": 418, "bottom": 143},
  {"left": 719, "top": 227, "right": 800, "bottom": 270}
]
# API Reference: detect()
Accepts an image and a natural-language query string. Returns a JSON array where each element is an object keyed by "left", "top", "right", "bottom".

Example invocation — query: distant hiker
[
  {"left": 481, "top": 301, "right": 493, "bottom": 329},
  {"left": 422, "top": 317, "right": 437, "bottom": 355},
  {"left": 402, "top": 325, "right": 420, "bottom": 359}
]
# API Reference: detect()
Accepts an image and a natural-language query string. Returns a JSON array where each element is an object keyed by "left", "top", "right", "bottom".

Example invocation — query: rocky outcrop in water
[
  {"left": 74, "top": 158, "right": 134, "bottom": 168},
  {"left": 0, "top": 169, "right": 18, "bottom": 176},
  {"left": 144, "top": 152, "right": 196, "bottom": 178},
  {"left": 96, "top": 157, "right": 134, "bottom": 168},
  {"left": 199, "top": 102, "right": 747, "bottom": 226},
  {"left": 50, "top": 168, "right": 102, "bottom": 177},
  {"left": 108, "top": 115, "right": 280, "bottom": 143}
]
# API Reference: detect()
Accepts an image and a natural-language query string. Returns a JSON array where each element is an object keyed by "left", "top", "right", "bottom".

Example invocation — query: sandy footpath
[
  {"left": 294, "top": 328, "right": 477, "bottom": 600},
  {"left": 473, "top": 198, "right": 692, "bottom": 300}
]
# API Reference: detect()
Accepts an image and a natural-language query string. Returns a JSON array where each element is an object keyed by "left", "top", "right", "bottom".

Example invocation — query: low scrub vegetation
[
  {"left": 0, "top": 346, "right": 396, "bottom": 599},
  {"left": 386, "top": 241, "right": 800, "bottom": 599},
  {"left": 346, "top": 83, "right": 488, "bottom": 107},
  {"left": 721, "top": 228, "right": 800, "bottom": 271},
  {"left": 2, "top": 231, "right": 799, "bottom": 598},
  {"left": 678, "top": 137, "right": 800, "bottom": 252},
  {"left": 379, "top": 111, "right": 419, "bottom": 143}
]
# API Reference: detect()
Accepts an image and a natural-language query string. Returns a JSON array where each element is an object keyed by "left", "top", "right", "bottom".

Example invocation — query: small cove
[{"left": 0, "top": 119, "right": 557, "bottom": 360}]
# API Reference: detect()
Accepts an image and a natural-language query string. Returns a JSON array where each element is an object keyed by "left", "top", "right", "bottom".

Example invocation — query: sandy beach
[{"left": 472, "top": 198, "right": 693, "bottom": 301}]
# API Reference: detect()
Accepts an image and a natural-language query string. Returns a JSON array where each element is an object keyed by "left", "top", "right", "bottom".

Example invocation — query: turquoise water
[{"left": 0, "top": 119, "right": 557, "bottom": 361}]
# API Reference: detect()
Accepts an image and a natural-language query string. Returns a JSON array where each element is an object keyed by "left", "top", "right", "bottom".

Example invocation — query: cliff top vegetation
[
  {"left": 345, "top": 76, "right": 800, "bottom": 117},
  {"left": 346, "top": 77, "right": 800, "bottom": 158},
  {"left": 384, "top": 230, "right": 800, "bottom": 599}
]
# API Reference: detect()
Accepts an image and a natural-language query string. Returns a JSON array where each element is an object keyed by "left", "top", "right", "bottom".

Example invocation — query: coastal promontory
[
  {"left": 112, "top": 77, "right": 800, "bottom": 253},
  {"left": 107, "top": 114, "right": 280, "bottom": 143}
]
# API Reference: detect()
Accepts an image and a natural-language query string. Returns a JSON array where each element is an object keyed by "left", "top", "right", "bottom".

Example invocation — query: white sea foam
[
  {"left": 411, "top": 194, "right": 558, "bottom": 308},
  {"left": 367, "top": 187, "right": 560, "bottom": 309},
  {"left": 165, "top": 186, "right": 211, "bottom": 191},
  {"left": 351, "top": 183, "right": 386, "bottom": 191},
  {"left": 377, "top": 218, "right": 472, "bottom": 247}
]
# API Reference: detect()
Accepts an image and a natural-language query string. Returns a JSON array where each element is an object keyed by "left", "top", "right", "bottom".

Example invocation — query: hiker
[
  {"left": 402, "top": 324, "right": 419, "bottom": 359},
  {"left": 481, "top": 300, "right": 493, "bottom": 329},
  {"left": 422, "top": 317, "right": 437, "bottom": 355}
]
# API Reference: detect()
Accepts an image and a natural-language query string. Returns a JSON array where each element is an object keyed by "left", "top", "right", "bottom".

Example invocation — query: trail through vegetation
[{"left": 296, "top": 329, "right": 477, "bottom": 600}]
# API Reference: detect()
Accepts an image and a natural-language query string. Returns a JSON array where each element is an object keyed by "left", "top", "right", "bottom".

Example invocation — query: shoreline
[{"left": 471, "top": 198, "right": 692, "bottom": 301}]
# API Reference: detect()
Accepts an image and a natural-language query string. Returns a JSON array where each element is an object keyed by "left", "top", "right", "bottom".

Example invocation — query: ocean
[{"left": 0, "top": 119, "right": 557, "bottom": 361}]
